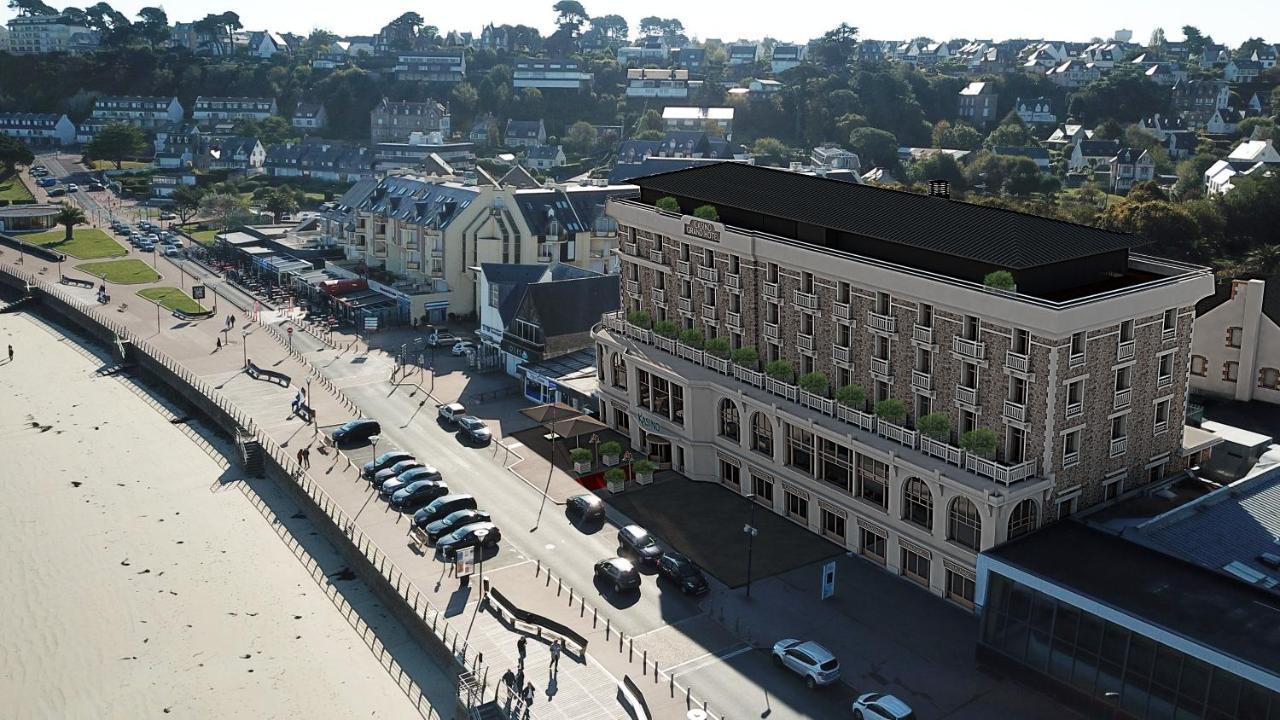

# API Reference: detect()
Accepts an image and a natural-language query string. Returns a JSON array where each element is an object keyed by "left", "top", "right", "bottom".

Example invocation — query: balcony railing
[
  {"left": 867, "top": 311, "right": 897, "bottom": 334},
  {"left": 1117, "top": 339, "right": 1136, "bottom": 362},
  {"left": 1003, "top": 400, "right": 1027, "bottom": 422},
  {"left": 1069, "top": 352, "right": 1086, "bottom": 369},
  {"left": 833, "top": 302, "right": 851, "bottom": 321},
  {"left": 697, "top": 265, "right": 719, "bottom": 283},
  {"left": 1066, "top": 401, "right": 1083, "bottom": 419},
  {"left": 797, "top": 333, "right": 814, "bottom": 352},
  {"left": 833, "top": 345, "right": 851, "bottom": 364},
  {"left": 764, "top": 322, "right": 779, "bottom": 340},
  {"left": 1006, "top": 351, "right": 1030, "bottom": 373},
  {"left": 965, "top": 454, "right": 1038, "bottom": 486},
  {"left": 1064, "top": 450, "right": 1080, "bottom": 467},
  {"left": 622, "top": 241, "right": 637, "bottom": 255},
  {"left": 651, "top": 288, "right": 666, "bottom": 305},
  {"left": 952, "top": 336, "right": 986, "bottom": 361},
  {"left": 1110, "top": 436, "right": 1128, "bottom": 458},
  {"left": 911, "top": 370, "right": 933, "bottom": 392},
  {"left": 913, "top": 325, "right": 933, "bottom": 345},
  {"left": 625, "top": 280, "right": 640, "bottom": 296},
  {"left": 726, "top": 311, "right": 741, "bottom": 329},
  {"left": 649, "top": 249, "right": 665, "bottom": 264},
  {"left": 678, "top": 297, "right": 693, "bottom": 314},
  {"left": 793, "top": 290, "right": 818, "bottom": 310},
  {"left": 1114, "top": 387, "right": 1132, "bottom": 410},
  {"left": 1161, "top": 326, "right": 1177, "bottom": 343},
  {"left": 702, "top": 304, "right": 717, "bottom": 321},
  {"left": 1157, "top": 373, "right": 1173, "bottom": 390},
  {"left": 763, "top": 281, "right": 780, "bottom": 298},
  {"left": 956, "top": 385, "right": 978, "bottom": 406},
  {"left": 1155, "top": 419, "right": 1169, "bottom": 434},
  {"left": 676, "top": 260, "right": 691, "bottom": 276},
  {"left": 871, "top": 356, "right": 891, "bottom": 379},
  {"left": 724, "top": 272, "right": 741, "bottom": 290}
]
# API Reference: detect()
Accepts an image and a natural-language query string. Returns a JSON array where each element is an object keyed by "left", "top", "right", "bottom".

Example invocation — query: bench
[
  {"left": 244, "top": 361, "right": 291, "bottom": 387},
  {"left": 61, "top": 276, "right": 95, "bottom": 289}
]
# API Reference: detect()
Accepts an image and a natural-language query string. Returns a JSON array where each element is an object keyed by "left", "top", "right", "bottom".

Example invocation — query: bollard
[
  {"left": 568, "top": 587, "right": 574, "bottom": 605},
  {"left": 535, "top": 559, "right": 541, "bottom": 577},
  {"left": 619, "top": 633, "right": 624, "bottom": 652},
  {"left": 670, "top": 672, "right": 675, "bottom": 695},
  {"left": 557, "top": 577, "right": 562, "bottom": 596},
  {"left": 643, "top": 649, "right": 647, "bottom": 668},
  {"left": 629, "top": 637, "right": 633, "bottom": 662},
  {"left": 605, "top": 617, "right": 610, "bottom": 640},
  {"left": 686, "top": 686, "right": 691, "bottom": 706},
  {"left": 593, "top": 607, "right": 598, "bottom": 628},
  {"left": 580, "top": 601, "right": 585, "bottom": 618}
]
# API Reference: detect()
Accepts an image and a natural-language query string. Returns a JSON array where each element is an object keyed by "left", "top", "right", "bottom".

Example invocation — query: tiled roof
[{"left": 633, "top": 162, "right": 1143, "bottom": 269}]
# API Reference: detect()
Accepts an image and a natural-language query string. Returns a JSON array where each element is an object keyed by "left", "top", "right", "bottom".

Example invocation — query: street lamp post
[
  {"left": 473, "top": 527, "right": 489, "bottom": 597},
  {"left": 744, "top": 494, "right": 759, "bottom": 600},
  {"left": 241, "top": 328, "right": 249, "bottom": 368}
]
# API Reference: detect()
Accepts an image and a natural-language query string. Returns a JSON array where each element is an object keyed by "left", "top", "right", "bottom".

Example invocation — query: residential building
[
  {"left": 324, "top": 173, "right": 637, "bottom": 319},
  {"left": 0, "top": 112, "right": 76, "bottom": 147},
  {"left": 671, "top": 47, "right": 706, "bottom": 73},
  {"left": 1108, "top": 148, "right": 1155, "bottom": 193},
  {"left": 747, "top": 79, "right": 783, "bottom": 97},
  {"left": 770, "top": 43, "right": 806, "bottom": 74},
  {"left": 393, "top": 52, "right": 466, "bottom": 83},
  {"left": 5, "top": 13, "right": 90, "bottom": 54},
  {"left": 958, "top": 82, "right": 999, "bottom": 128},
  {"left": 1171, "top": 79, "right": 1230, "bottom": 129},
  {"left": 1137, "top": 113, "right": 1187, "bottom": 142},
  {"left": 196, "top": 136, "right": 265, "bottom": 171},
  {"left": 525, "top": 145, "right": 566, "bottom": 170},
  {"left": 615, "top": 133, "right": 741, "bottom": 165},
  {"left": 1141, "top": 62, "right": 1186, "bottom": 86},
  {"left": 1206, "top": 108, "right": 1245, "bottom": 136},
  {"left": 152, "top": 122, "right": 204, "bottom": 166},
  {"left": 1253, "top": 45, "right": 1278, "bottom": 69},
  {"left": 504, "top": 119, "right": 546, "bottom": 148},
  {"left": 469, "top": 114, "right": 499, "bottom": 144},
  {"left": 856, "top": 41, "right": 886, "bottom": 64},
  {"left": 265, "top": 139, "right": 371, "bottom": 183},
  {"left": 373, "top": 132, "right": 475, "bottom": 173},
  {"left": 369, "top": 98, "right": 450, "bottom": 145},
  {"left": 626, "top": 68, "right": 692, "bottom": 99},
  {"left": 810, "top": 145, "right": 861, "bottom": 173},
  {"left": 618, "top": 35, "right": 671, "bottom": 66},
  {"left": 0, "top": 22, "right": 9, "bottom": 51},
  {"left": 291, "top": 103, "right": 327, "bottom": 130},
  {"left": 1224, "top": 59, "right": 1262, "bottom": 83},
  {"left": 513, "top": 58, "right": 593, "bottom": 91},
  {"left": 74, "top": 117, "right": 111, "bottom": 145},
  {"left": 91, "top": 96, "right": 183, "bottom": 129},
  {"left": 1045, "top": 59, "right": 1101, "bottom": 88},
  {"left": 861, "top": 166, "right": 900, "bottom": 184},
  {"left": 245, "top": 31, "right": 287, "bottom": 58},
  {"left": 1069, "top": 139, "right": 1121, "bottom": 172},
  {"left": 992, "top": 146, "right": 1051, "bottom": 171},
  {"left": 192, "top": 96, "right": 279, "bottom": 124},
  {"left": 727, "top": 43, "right": 761, "bottom": 66},
  {"left": 1190, "top": 277, "right": 1280, "bottom": 404},
  {"left": 1013, "top": 97, "right": 1056, "bottom": 125},
  {"left": 1044, "top": 124, "right": 1093, "bottom": 150},
  {"left": 597, "top": 163, "right": 1212, "bottom": 605},
  {"left": 662, "top": 107, "right": 734, "bottom": 140},
  {"left": 1203, "top": 139, "right": 1280, "bottom": 195},
  {"left": 912, "top": 41, "right": 952, "bottom": 68},
  {"left": 1165, "top": 131, "right": 1197, "bottom": 160}
]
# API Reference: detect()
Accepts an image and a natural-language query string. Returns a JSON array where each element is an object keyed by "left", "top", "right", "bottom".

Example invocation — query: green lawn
[
  {"left": 76, "top": 259, "right": 160, "bottom": 284},
  {"left": 87, "top": 160, "right": 149, "bottom": 171},
  {"left": 0, "top": 175, "right": 35, "bottom": 202},
  {"left": 137, "top": 287, "right": 206, "bottom": 314},
  {"left": 187, "top": 229, "right": 219, "bottom": 246},
  {"left": 25, "top": 228, "right": 127, "bottom": 259}
]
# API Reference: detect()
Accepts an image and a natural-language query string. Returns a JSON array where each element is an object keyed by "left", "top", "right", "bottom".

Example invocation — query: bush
[
  {"left": 604, "top": 467, "right": 626, "bottom": 483},
  {"left": 705, "top": 337, "right": 731, "bottom": 358},
  {"left": 730, "top": 345, "right": 758, "bottom": 366},
  {"left": 633, "top": 458, "right": 656, "bottom": 475},
  {"left": 679, "top": 328, "right": 705, "bottom": 348},
  {"left": 599, "top": 440, "right": 622, "bottom": 457},
  {"left": 654, "top": 320, "right": 678, "bottom": 338},
  {"left": 983, "top": 270, "right": 1016, "bottom": 291},
  {"left": 569, "top": 448, "right": 593, "bottom": 464},
  {"left": 961, "top": 428, "right": 999, "bottom": 458},
  {"left": 627, "top": 310, "right": 652, "bottom": 328},
  {"left": 875, "top": 398, "right": 907, "bottom": 424},
  {"left": 764, "top": 360, "right": 795, "bottom": 383},
  {"left": 917, "top": 412, "right": 951, "bottom": 440},
  {"left": 693, "top": 204, "right": 719, "bottom": 221},
  {"left": 655, "top": 196, "right": 680, "bottom": 212},
  {"left": 798, "top": 371, "right": 829, "bottom": 395},
  {"left": 835, "top": 384, "right": 866, "bottom": 408}
]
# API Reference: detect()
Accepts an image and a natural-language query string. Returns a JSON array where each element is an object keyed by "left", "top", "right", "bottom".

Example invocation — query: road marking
[
  {"left": 629, "top": 612, "right": 706, "bottom": 640},
  {"left": 664, "top": 643, "right": 753, "bottom": 675},
  {"left": 544, "top": 543, "right": 555, "bottom": 550},
  {"left": 504, "top": 441, "right": 524, "bottom": 449}
]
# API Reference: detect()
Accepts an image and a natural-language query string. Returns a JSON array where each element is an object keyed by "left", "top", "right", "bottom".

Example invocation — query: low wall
[{"left": 0, "top": 232, "right": 65, "bottom": 263}]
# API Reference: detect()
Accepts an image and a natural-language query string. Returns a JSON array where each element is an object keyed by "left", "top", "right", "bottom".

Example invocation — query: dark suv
[
  {"left": 594, "top": 557, "right": 641, "bottom": 593},
  {"left": 657, "top": 552, "right": 709, "bottom": 595},
  {"left": 331, "top": 418, "right": 381, "bottom": 446},
  {"left": 617, "top": 524, "right": 663, "bottom": 565}
]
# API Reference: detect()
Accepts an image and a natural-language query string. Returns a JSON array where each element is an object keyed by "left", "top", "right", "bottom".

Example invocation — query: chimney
[{"left": 928, "top": 179, "right": 951, "bottom": 199}]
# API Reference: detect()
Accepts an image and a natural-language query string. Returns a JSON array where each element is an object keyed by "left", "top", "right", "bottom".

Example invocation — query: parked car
[
  {"left": 772, "top": 639, "right": 840, "bottom": 688},
  {"left": 47, "top": 187, "right": 66, "bottom": 196},
  {"left": 437, "top": 521, "right": 501, "bottom": 559},
  {"left": 450, "top": 340, "right": 475, "bottom": 356},
  {"left": 851, "top": 694, "right": 914, "bottom": 720},
  {"left": 455, "top": 415, "right": 491, "bottom": 445},
  {"left": 66, "top": 183, "right": 79, "bottom": 192},
  {"left": 162, "top": 247, "right": 181, "bottom": 257},
  {"left": 159, "top": 212, "right": 176, "bottom": 220},
  {"left": 594, "top": 557, "right": 641, "bottom": 593},
  {"left": 567, "top": 493, "right": 605, "bottom": 521},
  {"left": 373, "top": 459, "right": 424, "bottom": 485},
  {"left": 362, "top": 450, "right": 414, "bottom": 479},
  {"left": 657, "top": 552, "right": 709, "bottom": 595},
  {"left": 37, "top": 177, "right": 56, "bottom": 187},
  {"left": 380, "top": 467, "right": 442, "bottom": 496},
  {"left": 88, "top": 182, "right": 105, "bottom": 191},
  {"left": 390, "top": 479, "right": 450, "bottom": 510},
  {"left": 330, "top": 418, "right": 381, "bottom": 446},
  {"left": 437, "top": 402, "right": 466, "bottom": 425},
  {"left": 413, "top": 494, "right": 477, "bottom": 528},
  {"left": 617, "top": 524, "right": 663, "bottom": 565},
  {"left": 430, "top": 331, "right": 459, "bottom": 347},
  {"left": 424, "top": 509, "right": 492, "bottom": 543}
]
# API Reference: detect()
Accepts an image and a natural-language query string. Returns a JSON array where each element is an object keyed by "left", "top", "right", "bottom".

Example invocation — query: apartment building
[
  {"left": 1190, "top": 277, "right": 1280, "bottom": 405},
  {"left": 662, "top": 107, "right": 734, "bottom": 139},
  {"left": 5, "top": 13, "right": 91, "bottom": 54},
  {"left": 324, "top": 174, "right": 636, "bottom": 319},
  {"left": 192, "top": 96, "right": 279, "bottom": 124},
  {"left": 626, "top": 68, "right": 691, "bottom": 99},
  {"left": 958, "top": 81, "right": 1000, "bottom": 128},
  {"left": 393, "top": 52, "right": 466, "bottom": 83},
  {"left": 0, "top": 112, "right": 76, "bottom": 147},
  {"left": 369, "top": 98, "right": 451, "bottom": 145},
  {"left": 594, "top": 163, "right": 1214, "bottom": 608},
  {"left": 91, "top": 96, "right": 183, "bottom": 129},
  {"left": 291, "top": 103, "right": 328, "bottom": 130},
  {"left": 512, "top": 59, "right": 594, "bottom": 91}
]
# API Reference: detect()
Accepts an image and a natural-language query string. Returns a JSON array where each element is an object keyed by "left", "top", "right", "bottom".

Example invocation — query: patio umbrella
[
  {"left": 520, "top": 402, "right": 580, "bottom": 425},
  {"left": 520, "top": 402, "right": 607, "bottom": 447},
  {"left": 546, "top": 414, "right": 609, "bottom": 446}
]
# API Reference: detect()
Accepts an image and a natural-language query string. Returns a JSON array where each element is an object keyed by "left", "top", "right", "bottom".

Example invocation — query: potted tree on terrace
[
  {"left": 961, "top": 428, "right": 999, "bottom": 459},
  {"left": 835, "top": 384, "right": 867, "bottom": 410},
  {"left": 917, "top": 412, "right": 951, "bottom": 441},
  {"left": 875, "top": 398, "right": 907, "bottom": 425},
  {"left": 605, "top": 467, "right": 627, "bottom": 493},
  {"left": 633, "top": 458, "right": 656, "bottom": 485},
  {"left": 570, "top": 447, "right": 593, "bottom": 474},
  {"left": 599, "top": 440, "right": 622, "bottom": 466}
]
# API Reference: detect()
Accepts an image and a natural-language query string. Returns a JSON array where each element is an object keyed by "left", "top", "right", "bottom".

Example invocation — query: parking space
[
  {"left": 676, "top": 646, "right": 858, "bottom": 720},
  {"left": 605, "top": 478, "right": 843, "bottom": 588}
]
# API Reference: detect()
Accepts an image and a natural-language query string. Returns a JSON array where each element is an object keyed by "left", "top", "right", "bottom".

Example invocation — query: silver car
[{"left": 772, "top": 639, "right": 840, "bottom": 688}]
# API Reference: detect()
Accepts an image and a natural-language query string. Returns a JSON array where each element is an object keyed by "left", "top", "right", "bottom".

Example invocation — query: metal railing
[
  {"left": 725, "top": 311, "right": 742, "bottom": 329},
  {"left": 763, "top": 281, "right": 779, "bottom": 298},
  {"left": 676, "top": 260, "right": 691, "bottom": 276},
  {"left": 793, "top": 290, "right": 818, "bottom": 310},
  {"left": 1114, "top": 387, "right": 1132, "bottom": 410},
  {"left": 833, "top": 302, "right": 851, "bottom": 321},
  {"left": 956, "top": 385, "right": 978, "bottom": 406},
  {"left": 1117, "top": 339, "right": 1136, "bottom": 362},
  {"left": 763, "top": 322, "right": 779, "bottom": 340},
  {"left": 953, "top": 336, "right": 986, "bottom": 360},
  {"left": 1006, "top": 351, "right": 1030, "bottom": 373},
  {"left": 911, "top": 370, "right": 933, "bottom": 392},
  {"left": 678, "top": 297, "right": 693, "bottom": 314},
  {"left": 648, "top": 249, "right": 664, "bottom": 264},
  {"left": 871, "top": 356, "right": 891, "bottom": 378},
  {"left": 833, "top": 345, "right": 851, "bottom": 364},
  {"left": 697, "top": 265, "right": 719, "bottom": 283},
  {"left": 724, "top": 272, "right": 741, "bottom": 290},
  {"left": 1003, "top": 400, "right": 1027, "bottom": 422},
  {"left": 1110, "top": 436, "right": 1128, "bottom": 457},
  {"left": 866, "top": 310, "right": 896, "bottom": 334},
  {"left": 651, "top": 288, "right": 666, "bottom": 305},
  {"left": 797, "top": 333, "right": 814, "bottom": 351},
  {"left": 913, "top": 325, "right": 933, "bottom": 345}
]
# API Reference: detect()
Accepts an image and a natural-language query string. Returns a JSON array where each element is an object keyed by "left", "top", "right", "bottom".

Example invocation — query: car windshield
[
  {"left": 461, "top": 418, "right": 484, "bottom": 430},
  {"left": 442, "top": 510, "right": 473, "bottom": 524},
  {"left": 633, "top": 531, "right": 654, "bottom": 547},
  {"left": 339, "top": 421, "right": 359, "bottom": 431}
]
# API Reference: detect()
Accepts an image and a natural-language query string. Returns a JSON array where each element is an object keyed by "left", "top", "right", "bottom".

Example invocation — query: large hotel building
[{"left": 592, "top": 163, "right": 1217, "bottom": 608}]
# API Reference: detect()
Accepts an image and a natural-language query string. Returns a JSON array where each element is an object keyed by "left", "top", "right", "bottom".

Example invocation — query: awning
[{"left": 321, "top": 279, "right": 368, "bottom": 296}]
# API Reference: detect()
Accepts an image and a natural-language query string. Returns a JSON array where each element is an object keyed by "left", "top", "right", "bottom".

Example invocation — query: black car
[
  {"left": 567, "top": 493, "right": 605, "bottom": 521},
  {"left": 362, "top": 450, "right": 413, "bottom": 479},
  {"left": 424, "top": 509, "right": 492, "bottom": 543},
  {"left": 657, "top": 552, "right": 709, "bottom": 595},
  {"left": 594, "top": 557, "right": 641, "bottom": 593},
  {"left": 413, "top": 494, "right": 478, "bottom": 528},
  {"left": 331, "top": 418, "right": 381, "bottom": 446},
  {"left": 390, "top": 479, "right": 450, "bottom": 510},
  {"left": 373, "top": 460, "right": 424, "bottom": 485},
  {"left": 617, "top": 524, "right": 663, "bottom": 565},
  {"left": 438, "top": 521, "right": 501, "bottom": 559},
  {"left": 456, "top": 415, "right": 492, "bottom": 445},
  {"left": 380, "top": 467, "right": 442, "bottom": 496}
]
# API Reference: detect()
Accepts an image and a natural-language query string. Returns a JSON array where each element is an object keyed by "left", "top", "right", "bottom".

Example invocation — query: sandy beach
[{"left": 0, "top": 312, "right": 449, "bottom": 719}]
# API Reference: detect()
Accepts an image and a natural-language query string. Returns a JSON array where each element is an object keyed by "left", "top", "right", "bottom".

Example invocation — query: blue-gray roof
[
  {"left": 359, "top": 176, "right": 479, "bottom": 229},
  {"left": 513, "top": 186, "right": 637, "bottom": 235}
]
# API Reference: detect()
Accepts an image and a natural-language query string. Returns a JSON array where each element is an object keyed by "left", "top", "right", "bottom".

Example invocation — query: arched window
[
  {"left": 902, "top": 478, "right": 933, "bottom": 530},
  {"left": 719, "top": 399, "right": 740, "bottom": 441},
  {"left": 611, "top": 353, "right": 627, "bottom": 389},
  {"left": 948, "top": 497, "right": 982, "bottom": 550},
  {"left": 1007, "top": 499, "right": 1038, "bottom": 541},
  {"left": 750, "top": 412, "right": 773, "bottom": 456}
]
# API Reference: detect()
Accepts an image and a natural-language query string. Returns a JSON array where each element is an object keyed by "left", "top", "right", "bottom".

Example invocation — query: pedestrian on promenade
[
  {"left": 216, "top": 337, "right": 222, "bottom": 351},
  {"left": 523, "top": 682, "right": 535, "bottom": 715},
  {"left": 501, "top": 669, "right": 515, "bottom": 689},
  {"left": 296, "top": 448, "right": 305, "bottom": 465},
  {"left": 549, "top": 639, "right": 562, "bottom": 673},
  {"left": 517, "top": 636, "right": 527, "bottom": 664},
  {"left": 301, "top": 447, "right": 311, "bottom": 469}
]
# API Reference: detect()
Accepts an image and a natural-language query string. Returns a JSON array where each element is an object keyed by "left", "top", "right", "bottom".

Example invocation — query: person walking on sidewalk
[
  {"left": 516, "top": 636, "right": 527, "bottom": 665},
  {"left": 216, "top": 337, "right": 222, "bottom": 351},
  {"left": 522, "top": 682, "right": 535, "bottom": 718},
  {"left": 296, "top": 448, "right": 305, "bottom": 466},
  {"left": 549, "top": 639, "right": 562, "bottom": 673},
  {"left": 301, "top": 447, "right": 311, "bottom": 469}
]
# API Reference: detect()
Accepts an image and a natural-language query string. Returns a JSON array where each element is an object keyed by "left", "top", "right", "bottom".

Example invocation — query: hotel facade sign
[{"left": 684, "top": 218, "right": 720, "bottom": 243}]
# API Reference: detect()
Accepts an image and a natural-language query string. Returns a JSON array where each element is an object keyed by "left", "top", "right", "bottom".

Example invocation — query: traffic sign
[
  {"left": 191, "top": 285, "right": 205, "bottom": 300},
  {"left": 364, "top": 317, "right": 379, "bottom": 331},
  {"left": 455, "top": 546, "right": 475, "bottom": 577},
  {"left": 821, "top": 561, "right": 836, "bottom": 600}
]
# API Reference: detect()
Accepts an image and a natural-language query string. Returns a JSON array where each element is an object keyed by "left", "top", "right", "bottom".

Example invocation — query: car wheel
[
  {"left": 853, "top": 711, "right": 863, "bottom": 720},
  {"left": 772, "top": 653, "right": 783, "bottom": 666},
  {"left": 805, "top": 675, "right": 816, "bottom": 689}
]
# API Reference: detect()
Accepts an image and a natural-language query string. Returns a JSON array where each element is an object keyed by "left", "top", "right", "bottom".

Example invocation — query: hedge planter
[
  {"left": 604, "top": 467, "right": 627, "bottom": 493},
  {"left": 599, "top": 441, "right": 622, "bottom": 466},
  {"left": 570, "top": 448, "right": 593, "bottom": 474},
  {"left": 633, "top": 460, "right": 656, "bottom": 485}
]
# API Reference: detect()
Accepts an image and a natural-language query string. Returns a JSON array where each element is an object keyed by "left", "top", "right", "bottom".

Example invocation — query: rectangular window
[
  {"left": 636, "top": 369, "right": 651, "bottom": 408},
  {"left": 786, "top": 424, "right": 814, "bottom": 475},
  {"left": 837, "top": 322, "right": 851, "bottom": 348},
  {"left": 1115, "top": 366, "right": 1132, "bottom": 392},
  {"left": 1157, "top": 352, "right": 1174, "bottom": 386},
  {"left": 1227, "top": 327, "right": 1242, "bottom": 348},
  {"left": 1063, "top": 430, "right": 1081, "bottom": 467},
  {"left": 671, "top": 384, "right": 684, "bottom": 425},
  {"left": 876, "top": 291, "right": 891, "bottom": 314},
  {"left": 946, "top": 569, "right": 975, "bottom": 609},
  {"left": 964, "top": 315, "right": 980, "bottom": 341},
  {"left": 1191, "top": 355, "right": 1207, "bottom": 376},
  {"left": 1162, "top": 308, "right": 1177, "bottom": 332},
  {"left": 1224, "top": 361, "right": 1239, "bottom": 382},
  {"left": 766, "top": 262, "right": 779, "bottom": 283},
  {"left": 752, "top": 473, "right": 774, "bottom": 504},
  {"left": 820, "top": 507, "right": 846, "bottom": 540},
  {"left": 860, "top": 527, "right": 886, "bottom": 564},
  {"left": 1111, "top": 415, "right": 1128, "bottom": 440},
  {"left": 1119, "top": 319, "right": 1135, "bottom": 343},
  {"left": 785, "top": 489, "right": 809, "bottom": 523},
  {"left": 1070, "top": 332, "right": 1086, "bottom": 360},
  {"left": 489, "top": 283, "right": 499, "bottom": 307},
  {"left": 837, "top": 281, "right": 851, "bottom": 304},
  {"left": 900, "top": 547, "right": 930, "bottom": 587},
  {"left": 856, "top": 454, "right": 888, "bottom": 509},
  {"left": 719, "top": 458, "right": 740, "bottom": 487},
  {"left": 817, "top": 437, "right": 854, "bottom": 493},
  {"left": 1012, "top": 328, "right": 1030, "bottom": 355},
  {"left": 918, "top": 302, "right": 933, "bottom": 327},
  {"left": 1154, "top": 399, "right": 1170, "bottom": 432},
  {"left": 962, "top": 362, "right": 978, "bottom": 389}
]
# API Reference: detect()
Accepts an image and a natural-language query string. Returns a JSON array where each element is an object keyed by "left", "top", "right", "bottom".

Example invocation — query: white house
[
  {"left": 1203, "top": 139, "right": 1280, "bottom": 194},
  {"left": 504, "top": 119, "right": 546, "bottom": 148},
  {"left": 747, "top": 78, "right": 783, "bottom": 96},
  {"left": 1190, "top": 277, "right": 1280, "bottom": 404},
  {"left": 524, "top": 145, "right": 565, "bottom": 170},
  {"left": 1068, "top": 139, "right": 1120, "bottom": 172},
  {"left": 727, "top": 43, "right": 761, "bottom": 66},
  {"left": 1224, "top": 59, "right": 1262, "bottom": 83},
  {"left": 770, "top": 44, "right": 806, "bottom": 73},
  {"left": 246, "top": 31, "right": 287, "bottom": 58},
  {"left": 662, "top": 107, "right": 734, "bottom": 139},
  {"left": 513, "top": 59, "right": 594, "bottom": 91},
  {"left": 91, "top": 96, "right": 183, "bottom": 129},
  {"left": 0, "top": 112, "right": 76, "bottom": 147},
  {"left": 1045, "top": 59, "right": 1100, "bottom": 88},
  {"left": 1108, "top": 147, "right": 1155, "bottom": 193},
  {"left": 1013, "top": 96, "right": 1056, "bottom": 124},
  {"left": 5, "top": 13, "right": 90, "bottom": 54},
  {"left": 626, "top": 68, "right": 690, "bottom": 99},
  {"left": 1206, "top": 108, "right": 1244, "bottom": 136},
  {"left": 291, "top": 103, "right": 327, "bottom": 130},
  {"left": 193, "top": 96, "right": 278, "bottom": 124}
]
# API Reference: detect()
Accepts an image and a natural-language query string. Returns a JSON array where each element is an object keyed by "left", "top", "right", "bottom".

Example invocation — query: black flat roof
[
  {"left": 633, "top": 163, "right": 1145, "bottom": 270},
  {"left": 986, "top": 521, "right": 1280, "bottom": 678}
]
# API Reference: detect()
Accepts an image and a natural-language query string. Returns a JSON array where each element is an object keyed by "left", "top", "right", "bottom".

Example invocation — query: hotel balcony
[
  {"left": 866, "top": 310, "right": 896, "bottom": 334},
  {"left": 1117, "top": 339, "right": 1136, "bottom": 362},
  {"left": 763, "top": 281, "right": 780, "bottom": 298},
  {"left": 1114, "top": 387, "right": 1132, "bottom": 410},
  {"left": 1006, "top": 350, "right": 1030, "bottom": 373},
  {"left": 956, "top": 385, "right": 978, "bottom": 407},
  {"left": 913, "top": 325, "right": 933, "bottom": 345},
  {"left": 649, "top": 249, "right": 665, "bottom": 264},
  {"left": 911, "top": 370, "right": 933, "bottom": 392},
  {"left": 697, "top": 265, "right": 719, "bottom": 283},
  {"left": 1003, "top": 400, "right": 1027, "bottom": 423},
  {"left": 797, "top": 332, "right": 814, "bottom": 352},
  {"left": 871, "top": 356, "right": 892, "bottom": 380},
  {"left": 952, "top": 336, "right": 986, "bottom": 361},
  {"left": 724, "top": 272, "right": 741, "bottom": 290},
  {"left": 793, "top": 290, "right": 818, "bottom": 311},
  {"left": 833, "top": 345, "right": 852, "bottom": 365},
  {"left": 833, "top": 302, "right": 851, "bottom": 321}
]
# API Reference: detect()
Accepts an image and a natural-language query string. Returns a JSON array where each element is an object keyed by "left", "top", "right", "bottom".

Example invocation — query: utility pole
[{"left": 744, "top": 495, "right": 759, "bottom": 599}]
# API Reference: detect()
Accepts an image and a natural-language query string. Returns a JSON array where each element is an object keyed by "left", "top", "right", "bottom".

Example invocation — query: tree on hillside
[
  {"left": 848, "top": 127, "right": 898, "bottom": 167},
  {"left": 812, "top": 23, "right": 859, "bottom": 70},
  {"left": 1181, "top": 26, "right": 1209, "bottom": 58},
  {"left": 552, "top": 1, "right": 589, "bottom": 33},
  {"left": 303, "top": 29, "right": 338, "bottom": 56},
  {"left": 590, "top": 14, "right": 628, "bottom": 40},
  {"left": 0, "top": 135, "right": 35, "bottom": 173},
  {"left": 200, "top": 192, "right": 251, "bottom": 232},
  {"left": 932, "top": 120, "right": 982, "bottom": 150},
  {"left": 136, "top": 7, "right": 170, "bottom": 48},
  {"left": 263, "top": 186, "right": 301, "bottom": 223},
  {"left": 984, "top": 112, "right": 1035, "bottom": 148},
  {"left": 1099, "top": 199, "right": 1202, "bottom": 260},
  {"left": 564, "top": 121, "right": 596, "bottom": 157},
  {"left": 908, "top": 152, "right": 967, "bottom": 191},
  {"left": 751, "top": 137, "right": 792, "bottom": 166},
  {"left": 84, "top": 122, "right": 146, "bottom": 170},
  {"left": 8, "top": 0, "right": 58, "bottom": 17},
  {"left": 171, "top": 185, "right": 205, "bottom": 224},
  {"left": 54, "top": 205, "right": 87, "bottom": 243},
  {"left": 193, "top": 12, "right": 242, "bottom": 55}
]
